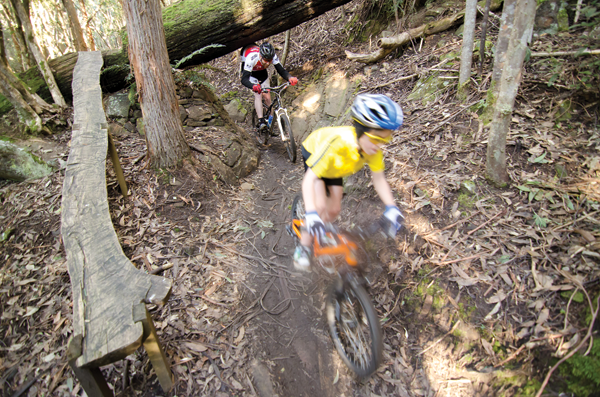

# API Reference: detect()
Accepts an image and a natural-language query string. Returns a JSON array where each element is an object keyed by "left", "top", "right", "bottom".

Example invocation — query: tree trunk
[
  {"left": 492, "top": 0, "right": 516, "bottom": 84},
  {"left": 0, "top": 20, "right": 11, "bottom": 71},
  {"left": 10, "top": 0, "right": 66, "bottom": 107},
  {"left": 8, "top": 0, "right": 353, "bottom": 103},
  {"left": 78, "top": 0, "right": 96, "bottom": 51},
  {"left": 0, "top": 62, "right": 42, "bottom": 133},
  {"left": 61, "top": 0, "right": 88, "bottom": 52},
  {"left": 478, "top": 0, "right": 492, "bottom": 75},
  {"left": 163, "top": 0, "right": 353, "bottom": 67},
  {"left": 486, "top": 0, "right": 536, "bottom": 185},
  {"left": 458, "top": 0, "right": 478, "bottom": 100},
  {"left": 1, "top": 2, "right": 32, "bottom": 71},
  {"left": 122, "top": 0, "right": 191, "bottom": 169}
]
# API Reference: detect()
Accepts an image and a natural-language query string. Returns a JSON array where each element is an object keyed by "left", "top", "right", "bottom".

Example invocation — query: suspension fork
[{"left": 274, "top": 106, "right": 290, "bottom": 142}]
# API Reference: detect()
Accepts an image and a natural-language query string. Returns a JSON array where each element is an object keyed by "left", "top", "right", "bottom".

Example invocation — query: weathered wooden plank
[{"left": 61, "top": 51, "right": 172, "bottom": 369}]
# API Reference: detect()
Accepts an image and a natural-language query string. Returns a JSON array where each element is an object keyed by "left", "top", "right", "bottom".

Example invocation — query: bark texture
[
  {"left": 486, "top": 0, "right": 536, "bottom": 185},
  {"left": 10, "top": 0, "right": 66, "bottom": 106},
  {"left": 61, "top": 0, "right": 88, "bottom": 52},
  {"left": 492, "top": 0, "right": 517, "bottom": 83},
  {"left": 162, "top": 0, "right": 353, "bottom": 67},
  {"left": 123, "top": 0, "right": 191, "bottom": 169},
  {"left": 458, "top": 0, "right": 478, "bottom": 93}
]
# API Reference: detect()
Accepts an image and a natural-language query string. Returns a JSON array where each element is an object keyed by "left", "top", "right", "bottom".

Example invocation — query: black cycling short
[
  {"left": 301, "top": 145, "right": 343, "bottom": 187},
  {"left": 249, "top": 69, "right": 269, "bottom": 85}
]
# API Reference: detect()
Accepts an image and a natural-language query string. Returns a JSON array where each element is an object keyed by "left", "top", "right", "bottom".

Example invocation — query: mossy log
[
  {"left": 345, "top": 0, "right": 503, "bottom": 64},
  {"left": 15, "top": 0, "right": 352, "bottom": 104}
]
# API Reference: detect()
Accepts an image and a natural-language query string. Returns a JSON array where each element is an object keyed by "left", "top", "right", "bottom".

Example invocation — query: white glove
[
  {"left": 305, "top": 211, "right": 326, "bottom": 242},
  {"left": 383, "top": 205, "right": 404, "bottom": 238}
]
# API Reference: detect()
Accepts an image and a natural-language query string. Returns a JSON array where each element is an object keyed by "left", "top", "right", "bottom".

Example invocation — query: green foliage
[
  {"left": 561, "top": 290, "right": 584, "bottom": 303},
  {"left": 570, "top": 0, "right": 600, "bottom": 30},
  {"left": 457, "top": 192, "right": 476, "bottom": 209},
  {"left": 530, "top": 54, "right": 600, "bottom": 94},
  {"left": 173, "top": 44, "right": 225, "bottom": 69},
  {"left": 558, "top": 338, "right": 600, "bottom": 397}
]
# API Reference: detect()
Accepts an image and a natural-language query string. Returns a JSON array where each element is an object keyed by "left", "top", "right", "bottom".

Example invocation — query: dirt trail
[{"left": 239, "top": 138, "right": 356, "bottom": 397}]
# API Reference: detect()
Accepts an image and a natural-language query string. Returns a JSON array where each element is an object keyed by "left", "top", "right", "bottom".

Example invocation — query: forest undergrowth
[{"left": 1, "top": 1, "right": 599, "bottom": 396}]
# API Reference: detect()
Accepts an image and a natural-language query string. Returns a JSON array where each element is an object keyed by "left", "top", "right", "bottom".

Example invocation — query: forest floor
[{"left": 1, "top": 1, "right": 600, "bottom": 397}]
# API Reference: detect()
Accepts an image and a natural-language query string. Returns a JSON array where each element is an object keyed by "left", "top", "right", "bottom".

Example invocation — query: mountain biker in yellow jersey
[
  {"left": 240, "top": 42, "right": 298, "bottom": 131},
  {"left": 293, "top": 94, "right": 405, "bottom": 271}
]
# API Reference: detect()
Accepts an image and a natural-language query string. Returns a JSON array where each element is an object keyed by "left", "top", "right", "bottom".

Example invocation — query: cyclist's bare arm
[{"left": 371, "top": 171, "right": 396, "bottom": 207}]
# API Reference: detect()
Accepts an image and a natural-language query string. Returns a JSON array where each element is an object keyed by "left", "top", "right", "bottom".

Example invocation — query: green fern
[
  {"left": 173, "top": 44, "right": 225, "bottom": 69},
  {"left": 559, "top": 337, "right": 600, "bottom": 397}
]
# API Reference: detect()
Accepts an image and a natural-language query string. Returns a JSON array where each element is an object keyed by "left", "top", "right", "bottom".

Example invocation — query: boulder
[
  {"left": 105, "top": 92, "right": 131, "bottom": 118},
  {"left": 0, "top": 141, "right": 54, "bottom": 181},
  {"left": 224, "top": 99, "right": 248, "bottom": 123}
]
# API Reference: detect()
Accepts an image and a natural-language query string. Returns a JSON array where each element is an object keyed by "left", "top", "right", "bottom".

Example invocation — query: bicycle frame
[
  {"left": 291, "top": 219, "right": 360, "bottom": 267},
  {"left": 263, "top": 84, "right": 292, "bottom": 142}
]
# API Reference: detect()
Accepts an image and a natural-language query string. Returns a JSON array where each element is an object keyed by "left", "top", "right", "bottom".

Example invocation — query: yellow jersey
[{"left": 302, "top": 126, "right": 384, "bottom": 179}]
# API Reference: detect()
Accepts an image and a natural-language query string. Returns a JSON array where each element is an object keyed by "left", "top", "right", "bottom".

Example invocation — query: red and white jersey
[{"left": 241, "top": 46, "right": 281, "bottom": 72}]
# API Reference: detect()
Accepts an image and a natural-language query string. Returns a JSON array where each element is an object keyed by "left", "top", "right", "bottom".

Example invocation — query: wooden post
[
  {"left": 107, "top": 131, "right": 128, "bottom": 197},
  {"left": 132, "top": 304, "right": 173, "bottom": 392},
  {"left": 67, "top": 336, "right": 113, "bottom": 397}
]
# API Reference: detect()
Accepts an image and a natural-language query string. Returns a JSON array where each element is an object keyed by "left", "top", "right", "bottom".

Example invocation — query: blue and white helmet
[{"left": 351, "top": 94, "right": 403, "bottom": 130}]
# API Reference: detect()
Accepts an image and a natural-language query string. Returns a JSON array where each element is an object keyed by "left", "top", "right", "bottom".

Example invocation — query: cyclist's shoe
[
  {"left": 293, "top": 245, "right": 311, "bottom": 271},
  {"left": 256, "top": 118, "right": 267, "bottom": 131}
]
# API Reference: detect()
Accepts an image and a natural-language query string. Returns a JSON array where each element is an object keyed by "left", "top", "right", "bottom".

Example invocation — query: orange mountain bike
[{"left": 286, "top": 195, "right": 383, "bottom": 378}]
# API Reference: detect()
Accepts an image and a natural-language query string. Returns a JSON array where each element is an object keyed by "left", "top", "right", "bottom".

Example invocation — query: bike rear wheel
[
  {"left": 326, "top": 278, "right": 382, "bottom": 378},
  {"left": 278, "top": 113, "right": 296, "bottom": 163},
  {"left": 251, "top": 108, "right": 269, "bottom": 145}
]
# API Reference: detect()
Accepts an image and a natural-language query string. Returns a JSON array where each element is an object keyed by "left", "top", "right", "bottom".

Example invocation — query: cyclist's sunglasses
[{"left": 364, "top": 131, "right": 392, "bottom": 144}]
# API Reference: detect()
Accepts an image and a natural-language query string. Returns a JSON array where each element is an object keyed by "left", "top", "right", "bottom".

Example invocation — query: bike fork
[{"left": 275, "top": 109, "right": 289, "bottom": 142}]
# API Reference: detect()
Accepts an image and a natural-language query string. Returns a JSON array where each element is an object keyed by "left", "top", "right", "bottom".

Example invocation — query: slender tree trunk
[
  {"left": 0, "top": 21, "right": 12, "bottom": 71},
  {"left": 478, "top": 0, "right": 492, "bottom": 75},
  {"left": 78, "top": 0, "right": 96, "bottom": 51},
  {"left": 458, "top": 0, "right": 478, "bottom": 100},
  {"left": 61, "top": 0, "right": 88, "bottom": 52},
  {"left": 10, "top": 0, "right": 66, "bottom": 106},
  {"left": 0, "top": 62, "right": 42, "bottom": 132},
  {"left": 280, "top": 30, "right": 291, "bottom": 67},
  {"left": 122, "top": 0, "right": 191, "bottom": 169},
  {"left": 486, "top": 0, "right": 536, "bottom": 185},
  {"left": 1, "top": 2, "right": 32, "bottom": 70},
  {"left": 492, "top": 0, "right": 516, "bottom": 84}
]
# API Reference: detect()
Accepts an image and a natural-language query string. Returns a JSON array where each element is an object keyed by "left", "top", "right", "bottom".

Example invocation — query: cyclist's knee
[{"left": 328, "top": 205, "right": 341, "bottom": 221}]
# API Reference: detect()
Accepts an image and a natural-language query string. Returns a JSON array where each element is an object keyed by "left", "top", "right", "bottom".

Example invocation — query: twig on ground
[
  {"left": 417, "top": 320, "right": 461, "bottom": 356},
  {"left": 467, "top": 210, "right": 506, "bottom": 235},
  {"left": 535, "top": 294, "right": 600, "bottom": 397}
]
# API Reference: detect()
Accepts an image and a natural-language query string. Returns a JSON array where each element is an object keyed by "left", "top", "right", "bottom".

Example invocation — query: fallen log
[{"left": 345, "top": 0, "right": 502, "bottom": 64}]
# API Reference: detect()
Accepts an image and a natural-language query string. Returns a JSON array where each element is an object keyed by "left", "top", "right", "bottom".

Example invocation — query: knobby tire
[
  {"left": 326, "top": 280, "right": 383, "bottom": 378},
  {"left": 278, "top": 114, "right": 296, "bottom": 163}
]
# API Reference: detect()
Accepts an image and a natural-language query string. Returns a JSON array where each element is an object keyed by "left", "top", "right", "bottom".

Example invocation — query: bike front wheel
[
  {"left": 326, "top": 278, "right": 382, "bottom": 378},
  {"left": 278, "top": 113, "right": 296, "bottom": 163}
]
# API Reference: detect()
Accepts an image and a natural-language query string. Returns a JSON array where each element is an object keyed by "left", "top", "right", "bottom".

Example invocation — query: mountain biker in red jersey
[{"left": 240, "top": 42, "right": 298, "bottom": 131}]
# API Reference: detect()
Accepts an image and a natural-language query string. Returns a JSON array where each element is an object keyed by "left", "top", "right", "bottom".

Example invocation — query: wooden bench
[{"left": 61, "top": 51, "right": 173, "bottom": 397}]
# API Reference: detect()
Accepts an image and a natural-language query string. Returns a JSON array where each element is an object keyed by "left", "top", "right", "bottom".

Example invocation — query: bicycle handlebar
[{"left": 262, "top": 82, "right": 290, "bottom": 94}]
